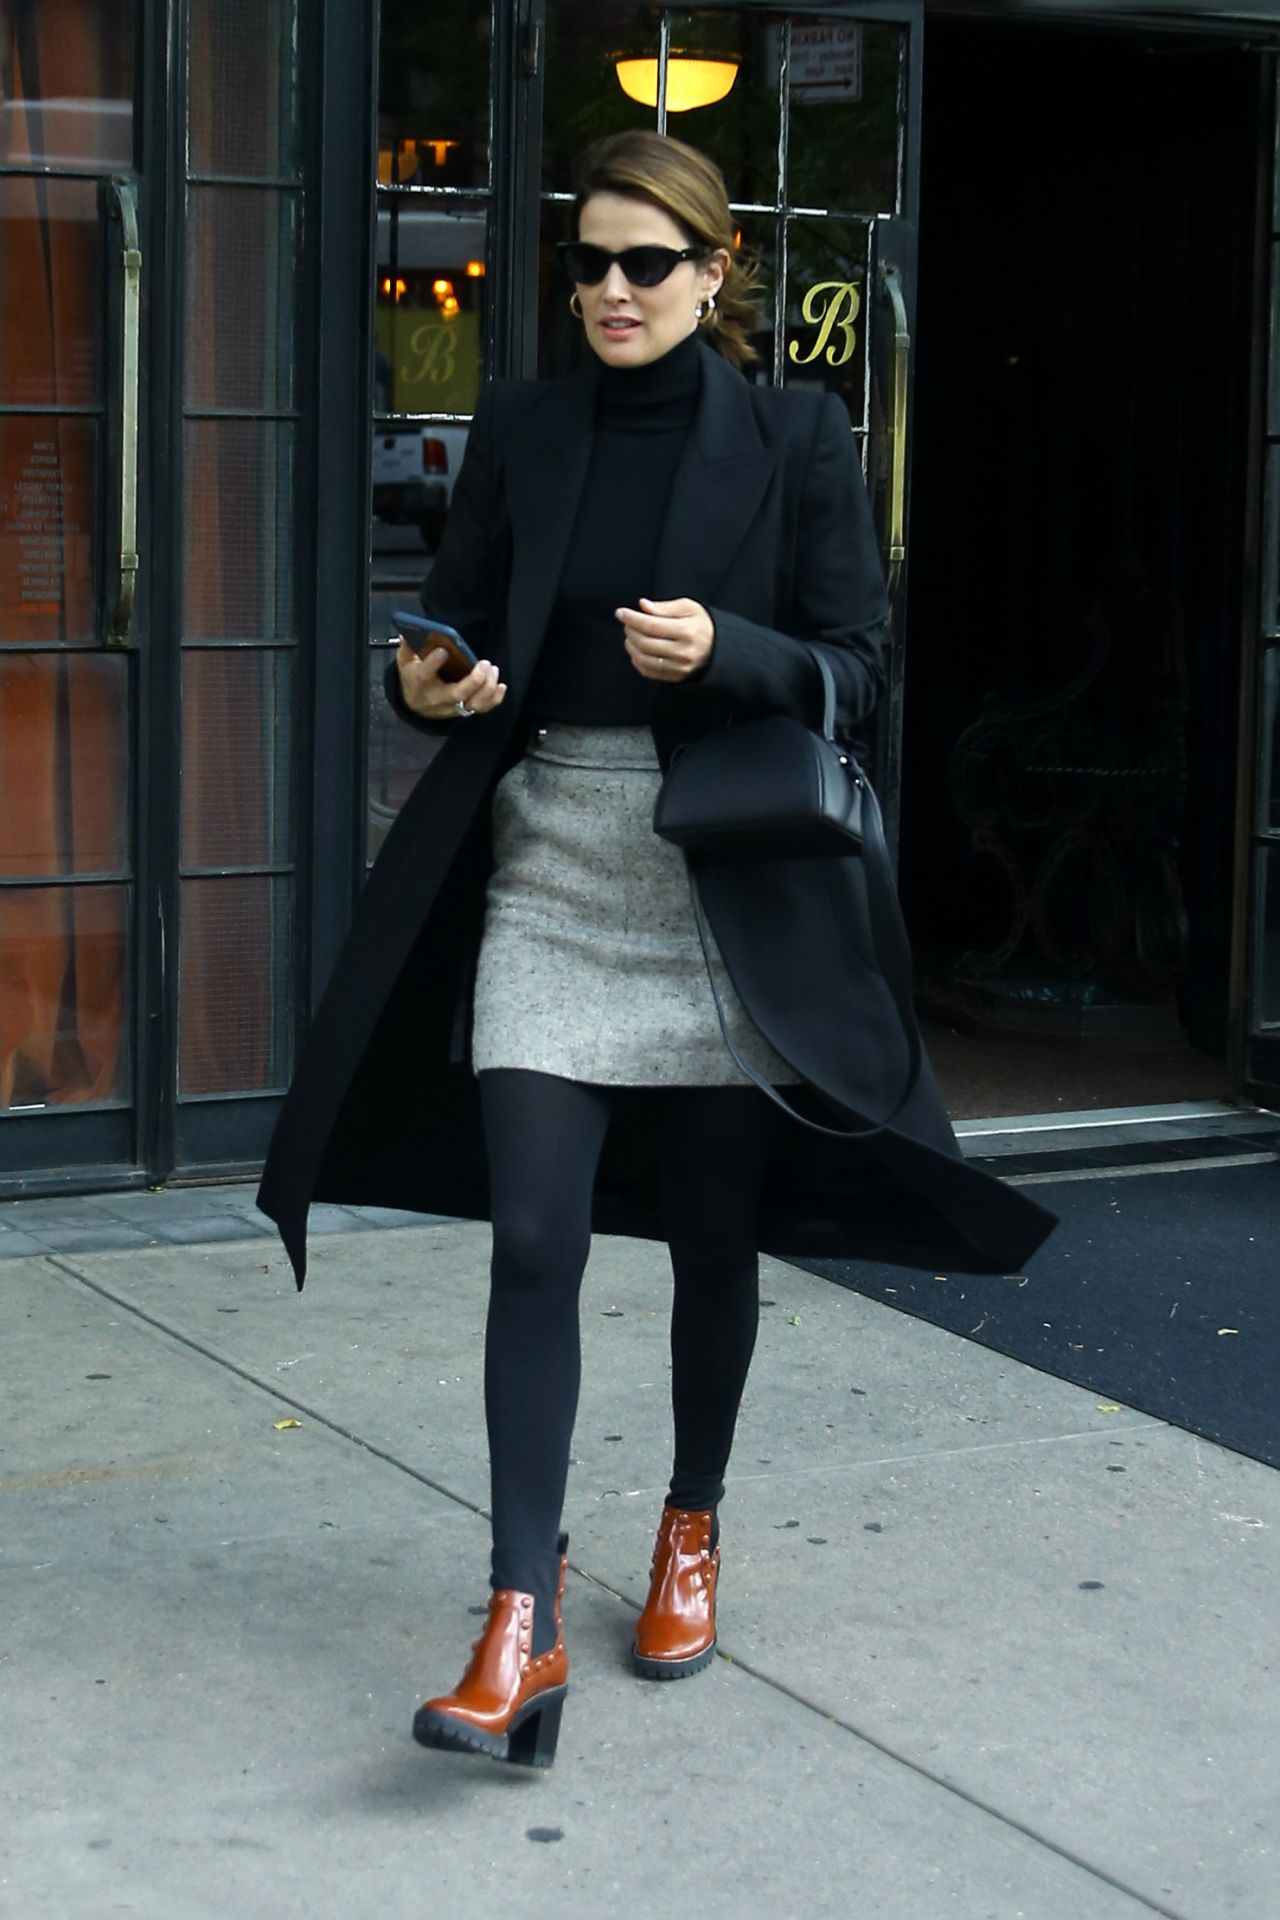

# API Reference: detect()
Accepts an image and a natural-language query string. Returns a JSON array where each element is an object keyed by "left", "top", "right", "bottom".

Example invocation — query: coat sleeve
[
  {"left": 695, "top": 393, "right": 890, "bottom": 734},
  {"left": 383, "top": 383, "right": 505, "bottom": 737}
]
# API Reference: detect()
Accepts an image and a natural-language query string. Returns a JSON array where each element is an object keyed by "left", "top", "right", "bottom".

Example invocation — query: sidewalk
[{"left": 2, "top": 1184, "right": 1275, "bottom": 1920}]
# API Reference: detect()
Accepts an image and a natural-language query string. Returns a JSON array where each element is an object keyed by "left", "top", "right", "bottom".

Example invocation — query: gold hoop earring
[{"left": 569, "top": 292, "right": 583, "bottom": 319}]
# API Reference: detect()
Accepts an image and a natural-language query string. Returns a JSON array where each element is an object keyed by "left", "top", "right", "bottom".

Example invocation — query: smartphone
[{"left": 393, "top": 609, "right": 479, "bottom": 683}]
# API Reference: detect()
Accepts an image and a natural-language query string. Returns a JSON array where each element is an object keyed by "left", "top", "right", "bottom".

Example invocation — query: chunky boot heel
[
  {"left": 506, "top": 1686, "right": 567, "bottom": 1768},
  {"left": 413, "top": 1540, "right": 570, "bottom": 1767},
  {"left": 633, "top": 1506, "right": 720, "bottom": 1680}
]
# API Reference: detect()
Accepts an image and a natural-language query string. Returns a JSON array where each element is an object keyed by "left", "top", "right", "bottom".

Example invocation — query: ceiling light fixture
[{"left": 615, "top": 52, "right": 741, "bottom": 113}]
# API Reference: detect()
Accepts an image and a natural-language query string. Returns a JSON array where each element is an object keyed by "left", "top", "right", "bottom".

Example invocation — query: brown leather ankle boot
[
  {"left": 413, "top": 1539, "right": 569, "bottom": 1767},
  {"left": 632, "top": 1506, "right": 720, "bottom": 1680}
]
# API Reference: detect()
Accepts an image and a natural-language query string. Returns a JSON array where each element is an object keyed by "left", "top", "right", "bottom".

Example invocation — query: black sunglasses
[{"left": 556, "top": 241, "right": 709, "bottom": 289}]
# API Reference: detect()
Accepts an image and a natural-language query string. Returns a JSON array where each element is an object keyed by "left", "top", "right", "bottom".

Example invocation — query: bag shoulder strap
[{"left": 688, "top": 770, "right": 923, "bottom": 1142}]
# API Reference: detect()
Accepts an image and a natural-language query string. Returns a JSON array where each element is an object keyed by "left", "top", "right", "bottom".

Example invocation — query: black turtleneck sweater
[{"left": 526, "top": 329, "right": 703, "bottom": 727}]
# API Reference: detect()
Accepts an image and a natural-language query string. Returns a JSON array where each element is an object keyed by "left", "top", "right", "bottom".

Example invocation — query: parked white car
[{"left": 371, "top": 422, "right": 469, "bottom": 551}]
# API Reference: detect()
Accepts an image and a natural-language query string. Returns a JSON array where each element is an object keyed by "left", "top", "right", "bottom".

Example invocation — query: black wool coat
[{"left": 257, "top": 339, "right": 1056, "bottom": 1288}]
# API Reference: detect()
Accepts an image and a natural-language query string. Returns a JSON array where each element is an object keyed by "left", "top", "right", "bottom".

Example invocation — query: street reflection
[{"left": 368, "top": 526, "right": 451, "bottom": 854}]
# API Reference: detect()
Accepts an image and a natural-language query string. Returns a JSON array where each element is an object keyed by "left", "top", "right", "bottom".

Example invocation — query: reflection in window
[
  {"left": 644, "top": 11, "right": 782, "bottom": 207},
  {"left": 181, "top": 652, "right": 294, "bottom": 870},
  {"left": 784, "top": 217, "right": 871, "bottom": 424},
  {"left": 731, "top": 212, "right": 777, "bottom": 373},
  {"left": 0, "top": 0, "right": 134, "bottom": 172},
  {"left": 367, "top": 657, "right": 443, "bottom": 861},
  {"left": 185, "top": 187, "right": 297, "bottom": 411},
  {"left": 183, "top": 421, "right": 296, "bottom": 640},
  {"left": 0, "top": 884, "right": 129, "bottom": 1109},
  {"left": 0, "top": 655, "right": 129, "bottom": 877},
  {"left": 0, "top": 177, "right": 101, "bottom": 407},
  {"left": 1262, "top": 646, "right": 1280, "bottom": 835},
  {"left": 542, "top": 0, "right": 659, "bottom": 192},
  {"left": 786, "top": 20, "right": 904, "bottom": 216},
  {"left": 179, "top": 876, "right": 291, "bottom": 1095},
  {"left": 376, "top": 198, "right": 488, "bottom": 416},
  {"left": 537, "top": 198, "right": 584, "bottom": 380},
  {"left": 1256, "top": 845, "right": 1280, "bottom": 1029},
  {"left": 377, "top": 0, "right": 492, "bottom": 192},
  {"left": 0, "top": 416, "right": 97, "bottom": 646},
  {"left": 188, "top": 0, "right": 299, "bottom": 178}
]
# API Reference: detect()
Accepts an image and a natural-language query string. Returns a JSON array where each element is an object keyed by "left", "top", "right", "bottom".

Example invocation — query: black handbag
[{"left": 652, "top": 649, "right": 922, "bottom": 1140}]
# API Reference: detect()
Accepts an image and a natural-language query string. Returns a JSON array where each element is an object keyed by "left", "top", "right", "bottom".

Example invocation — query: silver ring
[{"left": 455, "top": 700, "right": 475, "bottom": 718}]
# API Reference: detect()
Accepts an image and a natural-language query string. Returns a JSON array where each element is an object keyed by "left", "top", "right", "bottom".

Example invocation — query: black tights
[{"left": 479, "top": 1068, "right": 773, "bottom": 1651}]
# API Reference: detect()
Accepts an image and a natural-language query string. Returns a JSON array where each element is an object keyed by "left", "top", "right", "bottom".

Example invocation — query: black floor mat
[{"left": 794, "top": 1157, "right": 1280, "bottom": 1469}]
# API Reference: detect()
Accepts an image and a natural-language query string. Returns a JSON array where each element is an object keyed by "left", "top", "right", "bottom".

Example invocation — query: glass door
[
  {"left": 366, "top": 0, "right": 498, "bottom": 854},
  {"left": 169, "top": 0, "right": 304, "bottom": 1170},
  {"left": 365, "top": 1, "right": 923, "bottom": 856},
  {"left": 1, "top": 2, "right": 141, "bottom": 1171},
  {"left": 0, "top": 0, "right": 308, "bottom": 1187},
  {"left": 1239, "top": 75, "right": 1280, "bottom": 1110}
]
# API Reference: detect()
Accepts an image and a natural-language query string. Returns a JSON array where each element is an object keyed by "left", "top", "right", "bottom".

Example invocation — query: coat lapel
[
  {"left": 502, "top": 342, "right": 777, "bottom": 707},
  {"left": 650, "top": 342, "right": 779, "bottom": 606},
  {"left": 502, "top": 355, "right": 600, "bottom": 693}
]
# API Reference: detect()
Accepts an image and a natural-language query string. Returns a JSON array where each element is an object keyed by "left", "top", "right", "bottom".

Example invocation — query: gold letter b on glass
[{"left": 788, "top": 282, "right": 861, "bottom": 369}]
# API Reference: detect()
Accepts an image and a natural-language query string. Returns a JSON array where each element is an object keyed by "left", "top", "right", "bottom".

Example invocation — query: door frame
[
  {"left": 0, "top": 0, "right": 178, "bottom": 1193},
  {"left": 495, "top": 0, "right": 927, "bottom": 847},
  {"left": 1232, "top": 50, "right": 1280, "bottom": 1110}
]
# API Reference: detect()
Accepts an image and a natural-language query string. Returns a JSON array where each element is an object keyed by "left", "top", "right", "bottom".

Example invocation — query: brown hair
[{"left": 571, "top": 131, "right": 764, "bottom": 370}]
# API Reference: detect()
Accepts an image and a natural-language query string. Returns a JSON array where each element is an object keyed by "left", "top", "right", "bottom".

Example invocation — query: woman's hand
[
  {"left": 616, "top": 597, "right": 715, "bottom": 682},
  {"left": 396, "top": 640, "right": 507, "bottom": 719}
]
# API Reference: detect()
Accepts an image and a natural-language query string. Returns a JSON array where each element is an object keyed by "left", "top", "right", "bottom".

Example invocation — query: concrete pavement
[{"left": 1, "top": 1192, "right": 1275, "bottom": 1919}]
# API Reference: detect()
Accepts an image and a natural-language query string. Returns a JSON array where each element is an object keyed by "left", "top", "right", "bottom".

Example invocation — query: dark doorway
[{"left": 902, "top": 19, "right": 1263, "bottom": 1120}]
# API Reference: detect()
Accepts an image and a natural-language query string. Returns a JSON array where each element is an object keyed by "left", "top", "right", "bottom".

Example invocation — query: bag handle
[
  {"left": 810, "top": 644, "right": 839, "bottom": 742},
  {"left": 687, "top": 671, "right": 923, "bottom": 1142}
]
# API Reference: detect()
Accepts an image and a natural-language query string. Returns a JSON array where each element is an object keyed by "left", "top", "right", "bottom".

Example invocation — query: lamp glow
[{"left": 615, "top": 54, "right": 740, "bottom": 113}]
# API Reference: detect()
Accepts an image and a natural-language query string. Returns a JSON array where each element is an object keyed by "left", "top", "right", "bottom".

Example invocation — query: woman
[{"left": 257, "top": 131, "right": 1055, "bottom": 1770}]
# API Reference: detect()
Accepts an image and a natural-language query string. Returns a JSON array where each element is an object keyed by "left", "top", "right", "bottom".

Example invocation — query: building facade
[{"left": 2, "top": 0, "right": 1278, "bottom": 1196}]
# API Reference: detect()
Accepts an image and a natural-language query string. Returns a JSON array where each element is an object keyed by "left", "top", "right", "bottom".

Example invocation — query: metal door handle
[
  {"left": 108, "top": 178, "right": 141, "bottom": 646},
  {"left": 880, "top": 260, "right": 909, "bottom": 598}
]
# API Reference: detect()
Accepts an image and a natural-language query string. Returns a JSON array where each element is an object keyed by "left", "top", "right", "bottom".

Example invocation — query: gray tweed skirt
[{"left": 471, "top": 722, "right": 800, "bottom": 1087}]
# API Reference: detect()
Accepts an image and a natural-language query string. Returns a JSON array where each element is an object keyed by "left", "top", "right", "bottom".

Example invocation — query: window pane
[
  {"left": 1253, "top": 845, "right": 1280, "bottom": 1030},
  {"left": 183, "top": 421, "right": 295, "bottom": 640},
  {"left": 366, "top": 639, "right": 443, "bottom": 862},
  {"left": 0, "top": 416, "right": 97, "bottom": 646},
  {"left": 1261, "top": 646, "right": 1280, "bottom": 836},
  {"left": 179, "top": 875, "right": 292, "bottom": 1096},
  {"left": 377, "top": 0, "right": 492, "bottom": 192},
  {"left": 0, "top": 0, "right": 134, "bottom": 172},
  {"left": 181, "top": 652, "right": 293, "bottom": 868},
  {"left": 730, "top": 210, "right": 778, "bottom": 381},
  {"left": 0, "top": 883, "right": 129, "bottom": 1109},
  {"left": 783, "top": 216, "right": 871, "bottom": 425},
  {"left": 0, "top": 655, "right": 129, "bottom": 878},
  {"left": 0, "top": 177, "right": 100, "bottom": 407},
  {"left": 785, "top": 20, "right": 904, "bottom": 216},
  {"left": 186, "top": 186, "right": 297, "bottom": 411},
  {"left": 663, "top": 10, "right": 782, "bottom": 207},
  {"left": 375, "top": 197, "right": 487, "bottom": 415},
  {"left": 542, "top": 1, "right": 659, "bottom": 193},
  {"left": 537, "top": 197, "right": 586, "bottom": 380},
  {"left": 188, "top": 0, "right": 300, "bottom": 178}
]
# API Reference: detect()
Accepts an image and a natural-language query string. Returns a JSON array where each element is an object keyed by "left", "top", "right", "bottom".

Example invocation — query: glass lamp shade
[{"left": 615, "top": 55, "right": 741, "bottom": 113}]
